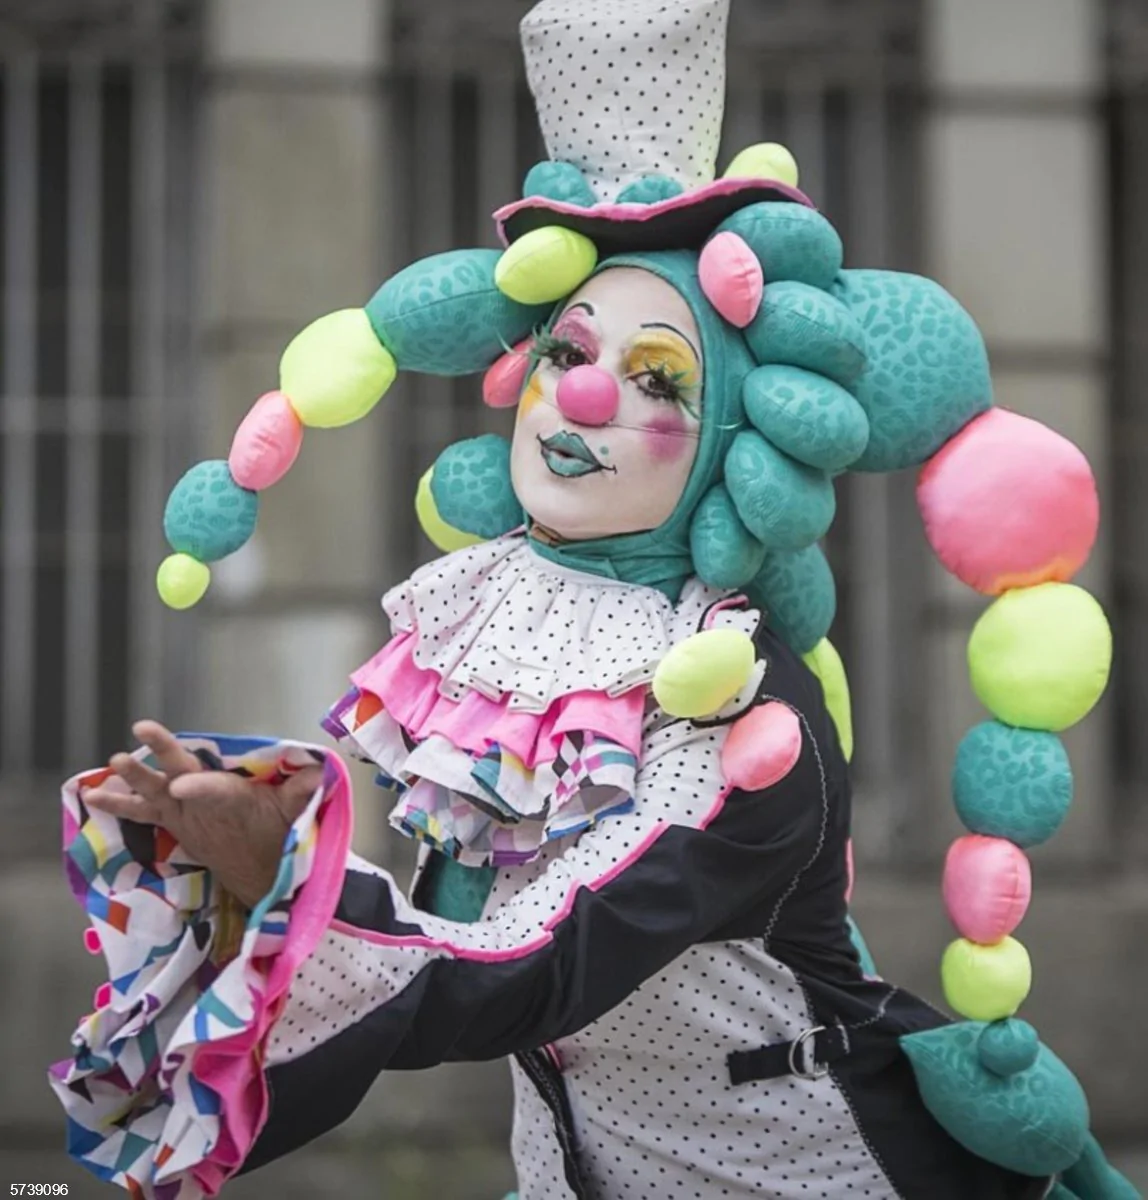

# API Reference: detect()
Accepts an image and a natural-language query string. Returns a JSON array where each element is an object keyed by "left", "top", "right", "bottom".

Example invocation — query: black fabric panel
[
  {"left": 515, "top": 1048, "right": 588, "bottom": 1198},
  {"left": 799, "top": 985, "right": 1052, "bottom": 1200},
  {"left": 334, "top": 867, "right": 425, "bottom": 937},
  {"left": 242, "top": 729, "right": 836, "bottom": 1169},
  {"left": 501, "top": 181, "right": 804, "bottom": 254}
]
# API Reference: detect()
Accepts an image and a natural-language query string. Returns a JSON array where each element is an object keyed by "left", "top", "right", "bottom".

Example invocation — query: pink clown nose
[{"left": 555, "top": 364, "right": 619, "bottom": 426}]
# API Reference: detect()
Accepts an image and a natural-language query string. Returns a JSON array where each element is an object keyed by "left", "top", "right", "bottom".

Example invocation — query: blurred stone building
[{"left": 1, "top": 0, "right": 1145, "bottom": 1195}]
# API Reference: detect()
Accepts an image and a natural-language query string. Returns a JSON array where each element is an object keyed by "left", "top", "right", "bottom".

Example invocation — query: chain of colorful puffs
[{"left": 915, "top": 411, "right": 1111, "bottom": 1077}]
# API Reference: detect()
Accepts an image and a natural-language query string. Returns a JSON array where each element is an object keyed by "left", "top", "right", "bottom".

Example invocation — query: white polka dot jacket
[{"left": 53, "top": 541, "right": 1052, "bottom": 1199}]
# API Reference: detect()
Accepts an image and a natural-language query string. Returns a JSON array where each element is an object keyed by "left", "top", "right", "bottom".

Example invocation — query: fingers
[
  {"left": 168, "top": 768, "right": 252, "bottom": 805},
  {"left": 109, "top": 752, "right": 170, "bottom": 803},
  {"left": 280, "top": 764, "right": 324, "bottom": 806},
  {"left": 82, "top": 787, "right": 165, "bottom": 825},
  {"left": 133, "top": 720, "right": 202, "bottom": 780},
  {"left": 273, "top": 764, "right": 325, "bottom": 825}
]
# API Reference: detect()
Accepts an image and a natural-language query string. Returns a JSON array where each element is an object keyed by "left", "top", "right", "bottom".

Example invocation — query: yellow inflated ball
[
  {"left": 723, "top": 142, "right": 800, "bottom": 188},
  {"left": 653, "top": 629, "right": 756, "bottom": 720},
  {"left": 967, "top": 582, "right": 1112, "bottom": 732},
  {"left": 494, "top": 226, "right": 598, "bottom": 305},
  {"left": 415, "top": 468, "right": 484, "bottom": 553},
  {"left": 157, "top": 553, "right": 211, "bottom": 610},
  {"left": 941, "top": 936, "right": 1032, "bottom": 1022},
  {"left": 802, "top": 637, "right": 853, "bottom": 762},
  {"left": 279, "top": 308, "right": 397, "bottom": 429}
]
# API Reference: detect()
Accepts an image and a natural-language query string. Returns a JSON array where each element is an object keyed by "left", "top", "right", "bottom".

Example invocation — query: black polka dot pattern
[
  {"left": 545, "top": 942, "right": 895, "bottom": 1198},
  {"left": 266, "top": 923, "right": 430, "bottom": 1065},
  {"left": 520, "top": 0, "right": 729, "bottom": 199},
  {"left": 511, "top": 1057, "right": 577, "bottom": 1196},
  {"left": 266, "top": 717, "right": 894, "bottom": 1196},
  {"left": 381, "top": 535, "right": 755, "bottom": 713}
]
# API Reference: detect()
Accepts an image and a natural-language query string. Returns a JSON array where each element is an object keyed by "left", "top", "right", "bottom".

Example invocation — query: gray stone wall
[{"left": 3, "top": 0, "right": 1147, "bottom": 1196}]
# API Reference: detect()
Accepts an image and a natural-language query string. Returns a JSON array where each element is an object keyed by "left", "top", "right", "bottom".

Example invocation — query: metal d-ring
[{"left": 787, "top": 1025, "right": 829, "bottom": 1080}]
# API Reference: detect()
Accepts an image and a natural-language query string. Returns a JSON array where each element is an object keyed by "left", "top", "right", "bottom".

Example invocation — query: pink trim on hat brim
[{"left": 494, "top": 176, "right": 814, "bottom": 248}]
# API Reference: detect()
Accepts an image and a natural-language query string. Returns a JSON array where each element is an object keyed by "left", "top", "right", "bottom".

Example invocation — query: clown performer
[{"left": 50, "top": 2, "right": 1140, "bottom": 1199}]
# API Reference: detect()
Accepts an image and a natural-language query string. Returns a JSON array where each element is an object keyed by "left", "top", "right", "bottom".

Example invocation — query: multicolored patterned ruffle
[
  {"left": 49, "top": 736, "right": 353, "bottom": 1199},
  {"left": 326, "top": 684, "right": 639, "bottom": 867}
]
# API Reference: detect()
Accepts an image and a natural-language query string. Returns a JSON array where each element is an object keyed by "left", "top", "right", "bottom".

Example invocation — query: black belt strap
[
  {"left": 515, "top": 1048, "right": 588, "bottom": 1198},
  {"left": 728, "top": 1023, "right": 851, "bottom": 1085}
]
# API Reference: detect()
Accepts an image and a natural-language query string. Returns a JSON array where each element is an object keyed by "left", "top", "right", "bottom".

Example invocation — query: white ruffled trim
[
  {"left": 385, "top": 536, "right": 682, "bottom": 712},
  {"left": 381, "top": 536, "right": 762, "bottom": 717}
]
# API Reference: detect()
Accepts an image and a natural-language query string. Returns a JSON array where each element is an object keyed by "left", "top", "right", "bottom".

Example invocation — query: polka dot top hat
[{"left": 495, "top": 0, "right": 812, "bottom": 261}]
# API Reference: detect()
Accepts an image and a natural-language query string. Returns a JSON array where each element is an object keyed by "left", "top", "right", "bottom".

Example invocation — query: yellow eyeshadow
[
  {"left": 624, "top": 334, "right": 700, "bottom": 389},
  {"left": 517, "top": 367, "right": 545, "bottom": 421}
]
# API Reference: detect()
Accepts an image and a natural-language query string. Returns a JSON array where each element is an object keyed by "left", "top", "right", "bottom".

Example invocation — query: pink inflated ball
[
  {"left": 942, "top": 834, "right": 1032, "bottom": 944},
  {"left": 699, "top": 230, "right": 764, "bottom": 328},
  {"left": 721, "top": 700, "right": 802, "bottom": 792},
  {"left": 228, "top": 391, "right": 304, "bottom": 491},
  {"left": 555, "top": 364, "right": 620, "bottom": 427},
  {"left": 917, "top": 408, "right": 1099, "bottom": 595},
  {"left": 483, "top": 338, "right": 533, "bottom": 408}
]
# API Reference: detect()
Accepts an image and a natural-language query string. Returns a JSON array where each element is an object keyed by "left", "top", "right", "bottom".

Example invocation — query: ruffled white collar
[{"left": 383, "top": 534, "right": 757, "bottom": 713}]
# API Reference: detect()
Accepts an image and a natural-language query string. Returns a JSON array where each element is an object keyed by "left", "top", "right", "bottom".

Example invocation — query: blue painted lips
[{"left": 539, "top": 430, "right": 605, "bottom": 478}]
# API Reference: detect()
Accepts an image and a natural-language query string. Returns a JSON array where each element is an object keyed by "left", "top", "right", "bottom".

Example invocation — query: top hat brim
[{"left": 494, "top": 177, "right": 813, "bottom": 256}]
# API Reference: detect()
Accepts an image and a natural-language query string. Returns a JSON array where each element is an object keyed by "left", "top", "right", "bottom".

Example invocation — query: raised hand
[{"left": 82, "top": 720, "right": 323, "bottom": 908}]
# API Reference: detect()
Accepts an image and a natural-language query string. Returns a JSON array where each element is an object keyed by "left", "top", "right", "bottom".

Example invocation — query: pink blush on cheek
[{"left": 642, "top": 411, "right": 693, "bottom": 464}]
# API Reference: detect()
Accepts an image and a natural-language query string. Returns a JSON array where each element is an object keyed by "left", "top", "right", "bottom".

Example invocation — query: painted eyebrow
[
  {"left": 560, "top": 301, "right": 596, "bottom": 318},
  {"left": 639, "top": 321, "right": 700, "bottom": 361}
]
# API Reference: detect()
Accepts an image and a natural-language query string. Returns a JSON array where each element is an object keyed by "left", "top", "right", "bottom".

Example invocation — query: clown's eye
[
  {"left": 552, "top": 346, "right": 589, "bottom": 371},
  {"left": 534, "top": 330, "right": 591, "bottom": 372},
  {"left": 637, "top": 369, "right": 682, "bottom": 402}
]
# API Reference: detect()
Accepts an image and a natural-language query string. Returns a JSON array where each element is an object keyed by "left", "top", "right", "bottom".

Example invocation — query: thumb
[{"left": 278, "top": 762, "right": 324, "bottom": 811}]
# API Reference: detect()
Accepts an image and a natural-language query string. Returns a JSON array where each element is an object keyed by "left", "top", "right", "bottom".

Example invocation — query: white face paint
[{"left": 510, "top": 267, "right": 704, "bottom": 541}]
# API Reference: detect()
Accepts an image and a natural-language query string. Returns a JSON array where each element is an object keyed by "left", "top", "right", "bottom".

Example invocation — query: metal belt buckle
[{"left": 787, "top": 1025, "right": 829, "bottom": 1080}]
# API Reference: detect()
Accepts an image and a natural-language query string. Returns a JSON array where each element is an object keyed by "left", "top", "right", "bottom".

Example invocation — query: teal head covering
[{"left": 526, "top": 249, "right": 757, "bottom": 601}]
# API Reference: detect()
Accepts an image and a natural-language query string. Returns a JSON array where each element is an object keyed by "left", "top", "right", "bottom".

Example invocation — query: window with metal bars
[
  {"left": 0, "top": 2, "right": 201, "bottom": 857},
  {"left": 1106, "top": 0, "right": 1148, "bottom": 853}
]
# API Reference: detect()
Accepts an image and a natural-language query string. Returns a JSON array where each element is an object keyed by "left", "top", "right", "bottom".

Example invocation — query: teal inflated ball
[
  {"left": 366, "top": 249, "right": 551, "bottom": 376},
  {"left": 714, "top": 203, "right": 843, "bottom": 292},
  {"left": 616, "top": 174, "right": 685, "bottom": 204},
  {"left": 163, "top": 460, "right": 258, "bottom": 563},
  {"left": 725, "top": 430, "right": 836, "bottom": 550},
  {"left": 953, "top": 722, "right": 1073, "bottom": 848},
  {"left": 430, "top": 434, "right": 522, "bottom": 540},
  {"left": 744, "top": 281, "right": 869, "bottom": 389},
  {"left": 977, "top": 1019, "right": 1040, "bottom": 1078},
  {"left": 846, "top": 914, "right": 878, "bottom": 976},
  {"left": 742, "top": 365, "right": 870, "bottom": 473},
  {"left": 745, "top": 543, "right": 836, "bottom": 655},
  {"left": 833, "top": 269, "right": 992, "bottom": 472},
  {"left": 900, "top": 1021, "right": 1089, "bottom": 1176},
  {"left": 690, "top": 485, "right": 766, "bottom": 589},
  {"left": 1061, "top": 1134, "right": 1143, "bottom": 1200},
  {"left": 522, "top": 161, "right": 597, "bottom": 207}
]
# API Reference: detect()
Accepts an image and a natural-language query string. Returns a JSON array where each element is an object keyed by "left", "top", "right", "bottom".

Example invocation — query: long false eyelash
[
  {"left": 634, "top": 362, "right": 702, "bottom": 421},
  {"left": 531, "top": 326, "right": 584, "bottom": 361}
]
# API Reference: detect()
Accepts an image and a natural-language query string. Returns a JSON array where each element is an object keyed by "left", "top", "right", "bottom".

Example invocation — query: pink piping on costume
[
  {"left": 493, "top": 176, "right": 813, "bottom": 248},
  {"left": 330, "top": 920, "right": 556, "bottom": 965},
  {"left": 700, "top": 785, "right": 733, "bottom": 831},
  {"left": 703, "top": 594, "right": 749, "bottom": 629},
  {"left": 543, "top": 822, "right": 671, "bottom": 932},
  {"left": 189, "top": 751, "right": 356, "bottom": 1195},
  {"left": 331, "top": 784, "right": 734, "bottom": 963}
]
